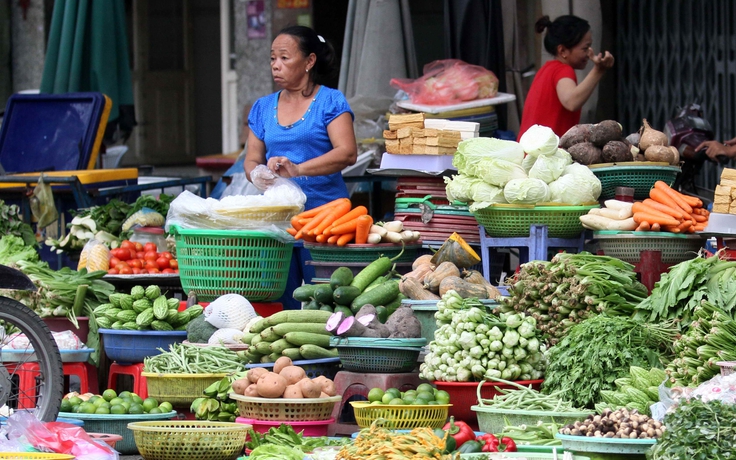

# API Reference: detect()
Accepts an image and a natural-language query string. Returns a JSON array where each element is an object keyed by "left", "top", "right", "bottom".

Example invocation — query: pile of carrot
[
  {"left": 286, "top": 197, "right": 374, "bottom": 246},
  {"left": 632, "top": 181, "right": 709, "bottom": 233}
]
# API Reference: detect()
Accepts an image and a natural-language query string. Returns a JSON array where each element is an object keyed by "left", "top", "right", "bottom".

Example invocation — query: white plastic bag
[
  {"left": 221, "top": 173, "right": 262, "bottom": 198},
  {"left": 204, "top": 294, "right": 257, "bottom": 330}
]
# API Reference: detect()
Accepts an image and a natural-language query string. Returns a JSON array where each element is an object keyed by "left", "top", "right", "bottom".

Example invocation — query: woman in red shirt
[{"left": 518, "top": 15, "right": 614, "bottom": 139}]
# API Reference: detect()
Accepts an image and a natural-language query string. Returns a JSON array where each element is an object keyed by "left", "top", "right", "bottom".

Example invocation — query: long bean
[
  {"left": 477, "top": 377, "right": 588, "bottom": 413},
  {"left": 144, "top": 343, "right": 246, "bottom": 374}
]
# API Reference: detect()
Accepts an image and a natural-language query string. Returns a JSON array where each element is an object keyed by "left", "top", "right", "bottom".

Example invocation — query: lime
[
  {"left": 60, "top": 399, "right": 72, "bottom": 412},
  {"left": 102, "top": 389, "right": 117, "bottom": 402},
  {"left": 72, "top": 404, "right": 82, "bottom": 413},
  {"left": 386, "top": 388, "right": 401, "bottom": 398},
  {"left": 80, "top": 402, "right": 97, "bottom": 414},
  {"left": 435, "top": 390, "right": 450, "bottom": 404},
  {"left": 148, "top": 407, "right": 162, "bottom": 414},
  {"left": 130, "top": 394, "right": 143, "bottom": 405},
  {"left": 417, "top": 383, "right": 435, "bottom": 394},
  {"left": 128, "top": 403, "right": 144, "bottom": 414},
  {"left": 367, "top": 388, "right": 385, "bottom": 403},
  {"left": 88, "top": 395, "right": 100, "bottom": 405},
  {"left": 93, "top": 397, "right": 109, "bottom": 407},
  {"left": 109, "top": 397, "right": 125, "bottom": 407},
  {"left": 413, "top": 398, "right": 429, "bottom": 405},
  {"left": 371, "top": 400, "right": 382, "bottom": 405},
  {"left": 120, "top": 400, "right": 132, "bottom": 411},
  {"left": 94, "top": 407, "right": 111, "bottom": 415},
  {"left": 68, "top": 396, "right": 83, "bottom": 407},
  {"left": 142, "top": 398, "right": 159, "bottom": 412},
  {"left": 119, "top": 391, "right": 132, "bottom": 399},
  {"left": 402, "top": 393, "right": 416, "bottom": 404},
  {"left": 110, "top": 404, "right": 127, "bottom": 415},
  {"left": 427, "top": 400, "right": 439, "bottom": 405},
  {"left": 388, "top": 398, "right": 404, "bottom": 405},
  {"left": 158, "top": 402, "right": 173, "bottom": 413},
  {"left": 403, "top": 389, "right": 417, "bottom": 397},
  {"left": 381, "top": 393, "right": 395, "bottom": 404},
  {"left": 417, "top": 391, "right": 435, "bottom": 402}
]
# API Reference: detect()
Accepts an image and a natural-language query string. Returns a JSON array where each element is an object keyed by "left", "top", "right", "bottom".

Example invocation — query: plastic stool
[
  {"left": 634, "top": 250, "right": 672, "bottom": 293},
  {"left": 329, "top": 371, "right": 422, "bottom": 436},
  {"left": 478, "top": 225, "right": 586, "bottom": 282},
  {"left": 16, "top": 362, "right": 89, "bottom": 409},
  {"left": 107, "top": 362, "right": 148, "bottom": 399}
]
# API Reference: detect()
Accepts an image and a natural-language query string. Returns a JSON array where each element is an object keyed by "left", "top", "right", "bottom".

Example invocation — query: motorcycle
[{"left": 0, "top": 265, "right": 63, "bottom": 422}]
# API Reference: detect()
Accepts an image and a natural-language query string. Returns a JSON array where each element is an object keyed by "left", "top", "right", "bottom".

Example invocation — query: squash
[
  {"left": 430, "top": 233, "right": 481, "bottom": 269},
  {"left": 463, "top": 269, "right": 502, "bottom": 299},
  {"left": 402, "top": 263, "right": 434, "bottom": 283},
  {"left": 423, "top": 261, "right": 460, "bottom": 293},
  {"left": 439, "top": 275, "right": 490, "bottom": 298},
  {"left": 399, "top": 277, "right": 440, "bottom": 300},
  {"left": 412, "top": 254, "right": 434, "bottom": 270}
]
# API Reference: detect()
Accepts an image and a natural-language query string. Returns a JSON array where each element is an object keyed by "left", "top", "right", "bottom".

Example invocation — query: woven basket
[
  {"left": 245, "top": 357, "right": 342, "bottom": 380},
  {"left": 350, "top": 401, "right": 450, "bottom": 429},
  {"left": 589, "top": 164, "right": 680, "bottom": 200},
  {"left": 128, "top": 420, "right": 250, "bottom": 460},
  {"left": 214, "top": 205, "right": 301, "bottom": 222},
  {"left": 142, "top": 372, "right": 229, "bottom": 407},
  {"left": 473, "top": 204, "right": 599, "bottom": 238},
  {"left": 304, "top": 242, "right": 421, "bottom": 263},
  {"left": 0, "top": 456, "right": 75, "bottom": 460},
  {"left": 329, "top": 337, "right": 426, "bottom": 373},
  {"left": 229, "top": 394, "right": 341, "bottom": 421},
  {"left": 593, "top": 230, "right": 704, "bottom": 264},
  {"left": 472, "top": 406, "right": 593, "bottom": 434}
]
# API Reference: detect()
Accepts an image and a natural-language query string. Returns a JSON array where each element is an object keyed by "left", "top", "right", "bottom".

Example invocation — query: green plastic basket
[
  {"left": 593, "top": 230, "right": 705, "bottom": 264},
  {"left": 404, "top": 300, "right": 498, "bottom": 345},
  {"left": 471, "top": 405, "right": 593, "bottom": 435},
  {"left": 556, "top": 433, "right": 656, "bottom": 456},
  {"left": 170, "top": 226, "right": 293, "bottom": 302},
  {"left": 590, "top": 164, "right": 680, "bottom": 200},
  {"left": 329, "top": 336, "right": 425, "bottom": 373},
  {"left": 473, "top": 204, "right": 599, "bottom": 238},
  {"left": 304, "top": 242, "right": 421, "bottom": 263},
  {"left": 460, "top": 453, "right": 589, "bottom": 460},
  {"left": 58, "top": 410, "right": 178, "bottom": 454}
]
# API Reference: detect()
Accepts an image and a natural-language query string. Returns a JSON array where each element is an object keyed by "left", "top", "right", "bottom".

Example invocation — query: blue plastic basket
[
  {"left": 246, "top": 357, "right": 342, "bottom": 380},
  {"left": 99, "top": 329, "right": 187, "bottom": 364}
]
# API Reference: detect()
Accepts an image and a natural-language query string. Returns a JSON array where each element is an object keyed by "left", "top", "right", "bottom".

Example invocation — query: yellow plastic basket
[
  {"left": 229, "top": 393, "right": 341, "bottom": 421},
  {"left": 0, "top": 456, "right": 75, "bottom": 460},
  {"left": 142, "top": 372, "right": 229, "bottom": 407},
  {"left": 128, "top": 420, "right": 250, "bottom": 460},
  {"left": 350, "top": 401, "right": 451, "bottom": 429},
  {"left": 214, "top": 205, "right": 301, "bottom": 222}
]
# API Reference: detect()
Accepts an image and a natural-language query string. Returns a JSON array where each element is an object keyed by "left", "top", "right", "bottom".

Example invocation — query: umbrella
[{"left": 40, "top": 0, "right": 136, "bottom": 139}]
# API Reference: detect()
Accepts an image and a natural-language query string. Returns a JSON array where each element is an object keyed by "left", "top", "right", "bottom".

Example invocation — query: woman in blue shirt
[
  {"left": 244, "top": 26, "right": 357, "bottom": 309},
  {"left": 245, "top": 26, "right": 357, "bottom": 209}
]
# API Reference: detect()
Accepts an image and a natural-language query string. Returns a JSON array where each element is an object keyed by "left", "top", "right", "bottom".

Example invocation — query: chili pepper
[
  {"left": 478, "top": 433, "right": 500, "bottom": 452},
  {"left": 500, "top": 437, "right": 517, "bottom": 452},
  {"left": 441, "top": 417, "right": 476, "bottom": 446}
]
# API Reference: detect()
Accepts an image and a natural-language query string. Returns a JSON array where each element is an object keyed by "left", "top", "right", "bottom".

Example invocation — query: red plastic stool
[
  {"left": 329, "top": 371, "right": 422, "bottom": 436},
  {"left": 107, "top": 362, "right": 148, "bottom": 399},
  {"left": 16, "top": 362, "right": 90, "bottom": 409}
]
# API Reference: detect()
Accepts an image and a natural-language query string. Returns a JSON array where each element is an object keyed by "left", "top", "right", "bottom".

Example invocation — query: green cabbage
[
  {"left": 454, "top": 137, "right": 525, "bottom": 172},
  {"left": 471, "top": 181, "right": 506, "bottom": 204},
  {"left": 444, "top": 175, "right": 481, "bottom": 203},
  {"left": 529, "top": 148, "right": 573, "bottom": 184},
  {"left": 472, "top": 159, "right": 528, "bottom": 187},
  {"left": 519, "top": 124, "right": 559, "bottom": 157},
  {"left": 548, "top": 163, "right": 602, "bottom": 204},
  {"left": 521, "top": 154, "right": 536, "bottom": 173},
  {"left": 503, "top": 178, "right": 550, "bottom": 204}
]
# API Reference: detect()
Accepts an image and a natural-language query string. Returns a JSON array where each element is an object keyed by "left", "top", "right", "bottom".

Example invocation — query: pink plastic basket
[
  {"left": 236, "top": 417, "right": 334, "bottom": 437},
  {"left": 717, "top": 361, "right": 736, "bottom": 376}
]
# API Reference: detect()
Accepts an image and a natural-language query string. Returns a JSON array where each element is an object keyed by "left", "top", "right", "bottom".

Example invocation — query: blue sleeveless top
[{"left": 248, "top": 86, "right": 354, "bottom": 210}]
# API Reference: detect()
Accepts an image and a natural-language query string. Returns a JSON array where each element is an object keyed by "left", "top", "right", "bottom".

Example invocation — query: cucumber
[
  {"left": 255, "top": 341, "right": 273, "bottom": 355},
  {"left": 319, "top": 303, "right": 334, "bottom": 312},
  {"left": 293, "top": 284, "right": 320, "bottom": 302},
  {"left": 329, "top": 267, "right": 354, "bottom": 290},
  {"left": 265, "top": 310, "right": 333, "bottom": 326},
  {"left": 313, "top": 284, "right": 334, "bottom": 303},
  {"left": 333, "top": 286, "right": 362, "bottom": 306},
  {"left": 299, "top": 344, "right": 339, "bottom": 360},
  {"left": 271, "top": 322, "right": 331, "bottom": 336},
  {"left": 334, "top": 305, "right": 353, "bottom": 319},
  {"left": 260, "top": 327, "right": 281, "bottom": 342},
  {"left": 350, "top": 280, "right": 401, "bottom": 314},
  {"left": 303, "top": 299, "right": 320, "bottom": 310},
  {"left": 375, "top": 305, "right": 388, "bottom": 323},
  {"left": 281, "top": 348, "right": 303, "bottom": 361},
  {"left": 283, "top": 332, "right": 332, "bottom": 348},
  {"left": 363, "top": 272, "right": 392, "bottom": 293},
  {"left": 269, "top": 338, "right": 293, "bottom": 354},
  {"left": 350, "top": 256, "right": 392, "bottom": 292}
]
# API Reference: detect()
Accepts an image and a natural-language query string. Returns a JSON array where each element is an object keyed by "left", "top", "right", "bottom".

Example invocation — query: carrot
[
  {"left": 290, "top": 216, "right": 304, "bottom": 231},
  {"left": 653, "top": 181, "right": 693, "bottom": 213},
  {"left": 354, "top": 215, "right": 374, "bottom": 245},
  {"left": 336, "top": 232, "right": 355, "bottom": 246},
  {"left": 651, "top": 223, "right": 661, "bottom": 232},
  {"left": 633, "top": 212, "right": 680, "bottom": 227},
  {"left": 692, "top": 213, "right": 707, "bottom": 223},
  {"left": 286, "top": 227, "right": 297, "bottom": 236},
  {"left": 298, "top": 204, "right": 337, "bottom": 239},
  {"left": 329, "top": 217, "right": 360, "bottom": 235},
  {"left": 301, "top": 232, "right": 317, "bottom": 243},
  {"left": 292, "top": 198, "right": 350, "bottom": 220},
  {"left": 316, "top": 234, "right": 328, "bottom": 243},
  {"left": 310, "top": 200, "right": 352, "bottom": 236},
  {"left": 327, "top": 235, "right": 339, "bottom": 244},
  {"left": 661, "top": 225, "right": 681, "bottom": 233},
  {"left": 678, "top": 220, "right": 693, "bottom": 231},
  {"left": 642, "top": 198, "right": 688, "bottom": 219},
  {"left": 636, "top": 221, "right": 651, "bottom": 232},
  {"left": 649, "top": 188, "right": 685, "bottom": 213},
  {"left": 632, "top": 202, "right": 682, "bottom": 222},
  {"left": 328, "top": 206, "right": 368, "bottom": 232},
  {"left": 677, "top": 192, "right": 703, "bottom": 208},
  {"left": 693, "top": 223, "right": 707, "bottom": 232}
]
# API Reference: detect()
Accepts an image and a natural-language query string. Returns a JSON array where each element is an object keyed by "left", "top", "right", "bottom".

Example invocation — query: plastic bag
[
  {"left": 30, "top": 174, "right": 59, "bottom": 228},
  {"left": 78, "top": 238, "right": 110, "bottom": 272},
  {"left": 121, "top": 207, "right": 165, "bottom": 232},
  {"left": 221, "top": 172, "right": 261, "bottom": 198},
  {"left": 5, "top": 411, "right": 118, "bottom": 460},
  {"left": 390, "top": 59, "right": 499, "bottom": 105},
  {"left": 208, "top": 328, "right": 246, "bottom": 345},
  {"left": 204, "top": 294, "right": 257, "bottom": 330}
]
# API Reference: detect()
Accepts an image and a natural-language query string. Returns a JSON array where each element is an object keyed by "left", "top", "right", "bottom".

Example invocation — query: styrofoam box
[{"left": 379, "top": 153, "right": 456, "bottom": 172}]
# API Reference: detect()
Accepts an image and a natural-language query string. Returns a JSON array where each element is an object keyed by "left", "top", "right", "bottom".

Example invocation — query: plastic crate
[
  {"left": 236, "top": 416, "right": 334, "bottom": 436},
  {"left": 58, "top": 410, "right": 177, "bottom": 454},
  {"left": 128, "top": 420, "right": 250, "bottom": 460},
  {"left": 99, "top": 329, "right": 187, "bottom": 364},
  {"left": 473, "top": 204, "right": 599, "bottom": 238},
  {"left": 593, "top": 230, "right": 705, "bottom": 264},
  {"left": 433, "top": 380, "right": 544, "bottom": 424},
  {"left": 589, "top": 164, "right": 680, "bottom": 200},
  {"left": 330, "top": 337, "right": 426, "bottom": 373},
  {"left": 472, "top": 406, "right": 593, "bottom": 434},
  {"left": 245, "top": 357, "right": 342, "bottom": 380},
  {"left": 304, "top": 242, "right": 421, "bottom": 263},
  {"left": 170, "top": 225, "right": 293, "bottom": 302},
  {"left": 229, "top": 394, "right": 341, "bottom": 421},
  {"left": 350, "top": 401, "right": 450, "bottom": 429},
  {"left": 556, "top": 433, "right": 656, "bottom": 455},
  {"left": 142, "top": 372, "right": 229, "bottom": 407}
]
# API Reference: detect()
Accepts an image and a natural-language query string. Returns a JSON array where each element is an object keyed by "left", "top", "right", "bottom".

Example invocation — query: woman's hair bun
[{"left": 535, "top": 15, "right": 552, "bottom": 34}]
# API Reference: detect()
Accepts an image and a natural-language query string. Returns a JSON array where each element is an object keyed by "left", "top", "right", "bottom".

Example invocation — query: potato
[
  {"left": 273, "top": 356, "right": 293, "bottom": 374},
  {"left": 256, "top": 372, "right": 287, "bottom": 398},
  {"left": 283, "top": 384, "right": 303, "bottom": 399},
  {"left": 319, "top": 379, "right": 337, "bottom": 396},
  {"left": 298, "top": 377, "right": 322, "bottom": 398},
  {"left": 244, "top": 384, "right": 260, "bottom": 397},
  {"left": 589, "top": 120, "right": 623, "bottom": 146},
  {"left": 247, "top": 367, "right": 268, "bottom": 384},
  {"left": 231, "top": 377, "right": 250, "bottom": 395},
  {"left": 280, "top": 366, "right": 307, "bottom": 385},
  {"left": 567, "top": 142, "right": 602, "bottom": 165}
]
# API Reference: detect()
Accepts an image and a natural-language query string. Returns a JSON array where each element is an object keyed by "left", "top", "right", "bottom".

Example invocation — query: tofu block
[
  {"left": 399, "top": 138, "right": 413, "bottom": 154},
  {"left": 713, "top": 203, "right": 730, "bottom": 213},
  {"left": 721, "top": 167, "right": 736, "bottom": 182},
  {"left": 383, "top": 130, "right": 397, "bottom": 140},
  {"left": 714, "top": 195, "right": 731, "bottom": 205},
  {"left": 385, "top": 139, "right": 400, "bottom": 154}
]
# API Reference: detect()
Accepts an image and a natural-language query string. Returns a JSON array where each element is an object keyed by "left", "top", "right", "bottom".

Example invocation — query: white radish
[
  {"left": 589, "top": 207, "right": 633, "bottom": 220},
  {"left": 579, "top": 214, "right": 637, "bottom": 231},
  {"left": 370, "top": 224, "right": 387, "bottom": 238},
  {"left": 399, "top": 230, "right": 415, "bottom": 242},
  {"left": 382, "top": 221, "right": 404, "bottom": 233},
  {"left": 366, "top": 233, "right": 382, "bottom": 244},
  {"left": 383, "top": 231, "right": 403, "bottom": 243},
  {"left": 603, "top": 200, "right": 634, "bottom": 214}
]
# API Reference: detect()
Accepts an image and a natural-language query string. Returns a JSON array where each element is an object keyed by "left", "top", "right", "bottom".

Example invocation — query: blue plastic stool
[{"left": 478, "top": 224, "right": 586, "bottom": 282}]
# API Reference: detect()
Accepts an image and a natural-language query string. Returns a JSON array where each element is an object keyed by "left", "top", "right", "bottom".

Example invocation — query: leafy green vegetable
[
  {"left": 647, "top": 397, "right": 736, "bottom": 460},
  {"left": 245, "top": 424, "right": 350, "bottom": 452},
  {"left": 248, "top": 444, "right": 306, "bottom": 460},
  {"left": 0, "top": 235, "right": 39, "bottom": 266},
  {"left": 542, "top": 315, "right": 678, "bottom": 408},
  {"left": 0, "top": 200, "right": 36, "bottom": 247}
]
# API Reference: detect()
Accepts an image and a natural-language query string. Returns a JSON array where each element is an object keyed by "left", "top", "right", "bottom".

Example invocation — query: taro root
[
  {"left": 601, "top": 140, "right": 633, "bottom": 163},
  {"left": 589, "top": 120, "right": 623, "bottom": 146},
  {"left": 567, "top": 142, "right": 603, "bottom": 165},
  {"left": 560, "top": 124, "right": 593, "bottom": 149}
]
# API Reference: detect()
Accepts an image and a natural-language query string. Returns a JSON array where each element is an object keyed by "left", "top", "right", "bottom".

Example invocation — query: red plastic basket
[
  {"left": 236, "top": 417, "right": 334, "bottom": 436},
  {"left": 433, "top": 380, "right": 544, "bottom": 426}
]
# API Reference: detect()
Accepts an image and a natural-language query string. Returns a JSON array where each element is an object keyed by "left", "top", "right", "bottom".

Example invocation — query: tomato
[
  {"left": 145, "top": 260, "right": 158, "bottom": 270},
  {"left": 138, "top": 268, "right": 148, "bottom": 274},
  {"left": 147, "top": 267, "right": 160, "bottom": 274},
  {"left": 111, "top": 248, "right": 128, "bottom": 261},
  {"left": 129, "top": 248, "right": 137, "bottom": 260},
  {"left": 155, "top": 257, "right": 168, "bottom": 270},
  {"left": 107, "top": 268, "right": 118, "bottom": 274},
  {"left": 134, "top": 242, "right": 144, "bottom": 252},
  {"left": 129, "top": 259, "right": 142, "bottom": 269},
  {"left": 174, "top": 269, "right": 179, "bottom": 274},
  {"left": 169, "top": 259, "right": 178, "bottom": 269},
  {"left": 144, "top": 251, "right": 158, "bottom": 261},
  {"left": 118, "top": 266, "right": 133, "bottom": 275},
  {"left": 162, "top": 268, "right": 175, "bottom": 274},
  {"left": 160, "top": 251, "right": 173, "bottom": 260},
  {"left": 108, "top": 257, "right": 120, "bottom": 268},
  {"left": 144, "top": 242, "right": 158, "bottom": 253},
  {"left": 120, "top": 240, "right": 135, "bottom": 250},
  {"left": 132, "top": 267, "right": 142, "bottom": 275},
  {"left": 116, "top": 261, "right": 130, "bottom": 270},
  {"left": 136, "top": 251, "right": 145, "bottom": 259}
]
